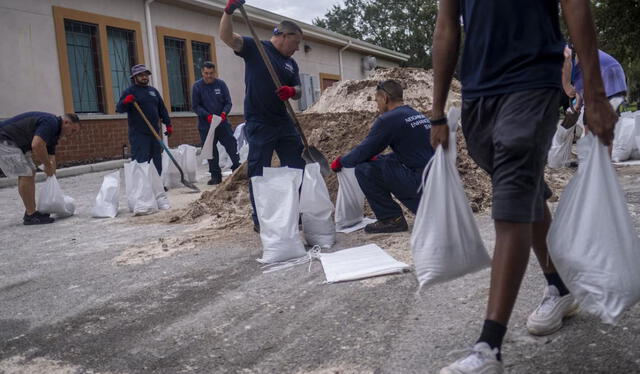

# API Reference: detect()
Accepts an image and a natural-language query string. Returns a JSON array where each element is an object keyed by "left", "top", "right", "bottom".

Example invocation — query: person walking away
[{"left": 430, "top": 0, "right": 617, "bottom": 373}]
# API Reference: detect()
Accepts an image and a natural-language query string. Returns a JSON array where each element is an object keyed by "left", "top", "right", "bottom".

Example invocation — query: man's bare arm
[
  {"left": 220, "top": 12, "right": 244, "bottom": 52},
  {"left": 31, "top": 136, "right": 55, "bottom": 176},
  {"left": 430, "top": 0, "right": 461, "bottom": 149},
  {"left": 562, "top": 48, "right": 576, "bottom": 98},
  {"left": 561, "top": 0, "right": 616, "bottom": 145}
]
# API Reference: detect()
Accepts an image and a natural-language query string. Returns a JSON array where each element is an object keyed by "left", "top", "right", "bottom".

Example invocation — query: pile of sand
[{"left": 183, "top": 67, "right": 493, "bottom": 223}]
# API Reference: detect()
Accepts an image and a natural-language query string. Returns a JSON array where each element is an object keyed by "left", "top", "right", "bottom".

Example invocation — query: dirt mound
[{"left": 182, "top": 67, "right": 491, "bottom": 224}]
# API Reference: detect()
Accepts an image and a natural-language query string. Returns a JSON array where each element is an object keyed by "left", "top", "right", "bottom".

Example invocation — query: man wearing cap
[
  {"left": 219, "top": 0, "right": 305, "bottom": 232},
  {"left": 116, "top": 64, "right": 171, "bottom": 175},
  {"left": 191, "top": 61, "right": 240, "bottom": 185},
  {"left": 0, "top": 112, "right": 80, "bottom": 225}
]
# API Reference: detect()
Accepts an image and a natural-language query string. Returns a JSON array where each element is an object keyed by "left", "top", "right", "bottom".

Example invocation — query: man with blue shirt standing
[
  {"left": 219, "top": 0, "right": 305, "bottom": 232},
  {"left": 116, "top": 64, "right": 172, "bottom": 176},
  {"left": 331, "top": 80, "right": 434, "bottom": 234},
  {"left": 431, "top": 0, "right": 617, "bottom": 373},
  {"left": 0, "top": 112, "right": 80, "bottom": 225},
  {"left": 192, "top": 61, "right": 240, "bottom": 185}
]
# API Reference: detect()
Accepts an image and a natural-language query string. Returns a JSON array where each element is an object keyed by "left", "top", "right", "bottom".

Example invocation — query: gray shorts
[
  {"left": 461, "top": 88, "right": 562, "bottom": 222},
  {"left": 0, "top": 140, "right": 36, "bottom": 177}
]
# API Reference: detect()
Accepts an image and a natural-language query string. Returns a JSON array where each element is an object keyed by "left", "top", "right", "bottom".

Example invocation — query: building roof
[{"left": 166, "top": 0, "right": 410, "bottom": 62}]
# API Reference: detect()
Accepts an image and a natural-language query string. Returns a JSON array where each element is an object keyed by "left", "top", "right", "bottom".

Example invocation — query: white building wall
[{"left": 0, "top": 0, "right": 402, "bottom": 118}]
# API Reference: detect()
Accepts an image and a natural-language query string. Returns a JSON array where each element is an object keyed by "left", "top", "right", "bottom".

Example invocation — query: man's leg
[
  {"left": 150, "top": 138, "right": 162, "bottom": 176},
  {"left": 217, "top": 122, "right": 241, "bottom": 169},
  {"left": 18, "top": 173, "right": 37, "bottom": 215},
  {"left": 246, "top": 122, "right": 278, "bottom": 228},
  {"left": 274, "top": 127, "right": 305, "bottom": 170}
]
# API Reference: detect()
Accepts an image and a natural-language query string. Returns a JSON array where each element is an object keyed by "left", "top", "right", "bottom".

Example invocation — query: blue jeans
[
  {"left": 354, "top": 154, "right": 423, "bottom": 220},
  {"left": 245, "top": 120, "right": 305, "bottom": 225}
]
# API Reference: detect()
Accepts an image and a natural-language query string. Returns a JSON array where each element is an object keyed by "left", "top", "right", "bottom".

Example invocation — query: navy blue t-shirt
[
  {"left": 341, "top": 105, "right": 434, "bottom": 170},
  {"left": 0, "top": 111, "right": 62, "bottom": 154},
  {"left": 116, "top": 84, "right": 171, "bottom": 135},
  {"left": 191, "top": 78, "right": 232, "bottom": 129},
  {"left": 459, "top": 0, "right": 564, "bottom": 98},
  {"left": 235, "top": 36, "right": 301, "bottom": 125}
]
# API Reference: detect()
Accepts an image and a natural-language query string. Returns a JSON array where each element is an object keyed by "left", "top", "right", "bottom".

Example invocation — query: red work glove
[
  {"left": 224, "top": 0, "right": 245, "bottom": 14},
  {"left": 221, "top": 112, "right": 227, "bottom": 122},
  {"left": 331, "top": 157, "right": 343, "bottom": 172},
  {"left": 276, "top": 86, "right": 296, "bottom": 101},
  {"left": 123, "top": 94, "right": 135, "bottom": 105},
  {"left": 207, "top": 114, "right": 213, "bottom": 124},
  {"left": 370, "top": 155, "right": 378, "bottom": 161},
  {"left": 164, "top": 125, "right": 173, "bottom": 137}
]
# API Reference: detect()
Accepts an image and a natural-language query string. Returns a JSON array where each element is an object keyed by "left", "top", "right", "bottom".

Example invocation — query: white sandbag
[
  {"left": 411, "top": 107, "right": 491, "bottom": 289},
  {"left": 334, "top": 168, "right": 366, "bottom": 230},
  {"left": 252, "top": 167, "right": 306, "bottom": 264},
  {"left": 548, "top": 134, "right": 640, "bottom": 324},
  {"left": 162, "top": 150, "right": 183, "bottom": 188},
  {"left": 149, "top": 165, "right": 170, "bottom": 210},
  {"left": 300, "top": 163, "right": 336, "bottom": 248},
  {"left": 547, "top": 124, "right": 575, "bottom": 169},
  {"left": 199, "top": 115, "right": 221, "bottom": 163},
  {"left": 0, "top": 142, "right": 35, "bottom": 177},
  {"left": 318, "top": 244, "right": 409, "bottom": 283},
  {"left": 611, "top": 117, "right": 636, "bottom": 162},
  {"left": 91, "top": 170, "right": 120, "bottom": 218},
  {"left": 238, "top": 143, "right": 249, "bottom": 164},
  {"left": 234, "top": 122, "right": 247, "bottom": 149},
  {"left": 178, "top": 144, "right": 198, "bottom": 183},
  {"left": 124, "top": 161, "right": 158, "bottom": 216},
  {"left": 37, "top": 175, "right": 76, "bottom": 217}
]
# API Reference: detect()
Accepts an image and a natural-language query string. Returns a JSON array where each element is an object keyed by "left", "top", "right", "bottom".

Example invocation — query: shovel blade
[
  {"left": 302, "top": 146, "right": 331, "bottom": 177},
  {"left": 181, "top": 178, "right": 201, "bottom": 192}
]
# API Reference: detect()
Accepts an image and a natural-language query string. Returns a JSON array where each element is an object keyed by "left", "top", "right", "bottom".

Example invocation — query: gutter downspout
[
  {"left": 338, "top": 40, "right": 352, "bottom": 80},
  {"left": 144, "top": 0, "right": 159, "bottom": 90}
]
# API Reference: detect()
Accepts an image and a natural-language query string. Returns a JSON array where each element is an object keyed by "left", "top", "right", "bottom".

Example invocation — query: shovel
[
  {"left": 132, "top": 101, "right": 200, "bottom": 192},
  {"left": 238, "top": 6, "right": 331, "bottom": 177}
]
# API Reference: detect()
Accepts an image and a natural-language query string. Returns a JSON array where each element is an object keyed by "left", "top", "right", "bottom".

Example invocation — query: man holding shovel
[
  {"left": 219, "top": 0, "right": 305, "bottom": 232},
  {"left": 116, "top": 64, "right": 172, "bottom": 176},
  {"left": 0, "top": 112, "right": 80, "bottom": 225},
  {"left": 431, "top": 0, "right": 617, "bottom": 373},
  {"left": 191, "top": 61, "right": 240, "bottom": 185}
]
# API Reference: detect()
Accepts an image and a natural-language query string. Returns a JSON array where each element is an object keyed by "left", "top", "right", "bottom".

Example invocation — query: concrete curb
[{"left": 0, "top": 159, "right": 126, "bottom": 189}]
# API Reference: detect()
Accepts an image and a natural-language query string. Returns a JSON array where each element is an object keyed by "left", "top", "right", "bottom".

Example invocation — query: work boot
[
  {"left": 23, "top": 212, "right": 55, "bottom": 225},
  {"left": 231, "top": 162, "right": 241, "bottom": 171},
  {"left": 208, "top": 175, "right": 222, "bottom": 185},
  {"left": 364, "top": 216, "right": 408, "bottom": 234}
]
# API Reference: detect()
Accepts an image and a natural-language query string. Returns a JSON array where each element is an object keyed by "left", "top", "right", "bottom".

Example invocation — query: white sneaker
[
  {"left": 527, "top": 285, "right": 578, "bottom": 336},
  {"left": 440, "top": 342, "right": 504, "bottom": 374}
]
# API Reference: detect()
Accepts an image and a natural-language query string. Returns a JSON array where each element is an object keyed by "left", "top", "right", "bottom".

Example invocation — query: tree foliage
[
  {"left": 313, "top": 0, "right": 438, "bottom": 69},
  {"left": 592, "top": 0, "right": 640, "bottom": 101}
]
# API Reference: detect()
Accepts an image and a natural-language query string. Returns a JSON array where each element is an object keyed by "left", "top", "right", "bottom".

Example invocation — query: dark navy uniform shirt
[
  {"left": 0, "top": 111, "right": 62, "bottom": 154},
  {"left": 459, "top": 0, "right": 564, "bottom": 99},
  {"left": 116, "top": 84, "right": 171, "bottom": 135},
  {"left": 235, "top": 36, "right": 301, "bottom": 125},
  {"left": 341, "top": 105, "right": 434, "bottom": 170},
  {"left": 191, "top": 78, "right": 232, "bottom": 129}
]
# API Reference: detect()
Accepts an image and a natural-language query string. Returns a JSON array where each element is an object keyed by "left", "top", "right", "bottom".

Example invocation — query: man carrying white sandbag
[
  {"left": 330, "top": 80, "right": 434, "bottom": 233},
  {"left": 0, "top": 112, "right": 80, "bottom": 225},
  {"left": 431, "top": 1, "right": 617, "bottom": 373}
]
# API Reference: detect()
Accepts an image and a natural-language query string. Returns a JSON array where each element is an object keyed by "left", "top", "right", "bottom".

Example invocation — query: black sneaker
[
  {"left": 364, "top": 216, "right": 408, "bottom": 234},
  {"left": 24, "top": 212, "right": 55, "bottom": 225},
  {"left": 26, "top": 210, "right": 50, "bottom": 218},
  {"left": 253, "top": 223, "right": 260, "bottom": 233}
]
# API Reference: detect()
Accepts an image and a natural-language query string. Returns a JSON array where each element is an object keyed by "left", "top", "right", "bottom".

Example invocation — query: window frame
[
  {"left": 53, "top": 6, "right": 145, "bottom": 114},
  {"left": 319, "top": 73, "right": 341, "bottom": 92},
  {"left": 156, "top": 27, "right": 217, "bottom": 113}
]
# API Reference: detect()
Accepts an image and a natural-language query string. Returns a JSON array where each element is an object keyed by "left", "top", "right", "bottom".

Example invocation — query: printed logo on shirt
[
  {"left": 215, "top": 89, "right": 221, "bottom": 95},
  {"left": 148, "top": 90, "right": 157, "bottom": 97},
  {"left": 405, "top": 114, "right": 431, "bottom": 130},
  {"left": 284, "top": 63, "right": 295, "bottom": 74}
]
